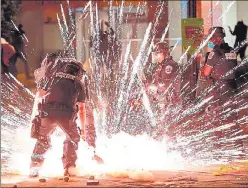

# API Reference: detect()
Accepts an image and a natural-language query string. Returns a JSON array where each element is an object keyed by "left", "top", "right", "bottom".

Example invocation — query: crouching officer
[
  {"left": 203, "top": 27, "right": 244, "bottom": 156},
  {"left": 30, "top": 56, "right": 88, "bottom": 177}
]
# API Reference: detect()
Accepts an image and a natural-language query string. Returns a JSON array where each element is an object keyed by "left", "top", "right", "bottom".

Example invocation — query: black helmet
[
  {"left": 208, "top": 27, "right": 226, "bottom": 38},
  {"left": 66, "top": 62, "right": 85, "bottom": 76},
  {"left": 47, "top": 51, "right": 62, "bottom": 59},
  {"left": 61, "top": 59, "right": 85, "bottom": 77},
  {"left": 153, "top": 42, "right": 170, "bottom": 53}
]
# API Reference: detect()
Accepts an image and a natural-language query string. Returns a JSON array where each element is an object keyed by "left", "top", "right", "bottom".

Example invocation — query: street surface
[{"left": 2, "top": 161, "right": 248, "bottom": 187}]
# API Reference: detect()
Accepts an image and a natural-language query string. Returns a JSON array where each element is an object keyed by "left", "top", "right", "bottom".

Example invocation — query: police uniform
[
  {"left": 30, "top": 60, "right": 86, "bottom": 175},
  {"left": 146, "top": 56, "right": 180, "bottom": 104},
  {"left": 205, "top": 43, "right": 237, "bottom": 103},
  {"left": 205, "top": 43, "right": 244, "bottom": 155},
  {"left": 143, "top": 56, "right": 181, "bottom": 139}
]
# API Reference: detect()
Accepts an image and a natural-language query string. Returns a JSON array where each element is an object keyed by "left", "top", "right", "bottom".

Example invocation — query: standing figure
[
  {"left": 144, "top": 42, "right": 181, "bottom": 138},
  {"left": 229, "top": 21, "right": 247, "bottom": 60},
  {"left": 10, "top": 24, "right": 31, "bottom": 79},
  {"left": 145, "top": 42, "right": 181, "bottom": 106},
  {"left": 204, "top": 27, "right": 237, "bottom": 106},
  {"left": 203, "top": 27, "right": 244, "bottom": 158},
  {"left": 89, "top": 20, "right": 121, "bottom": 134},
  {"left": 89, "top": 20, "right": 121, "bottom": 97}
]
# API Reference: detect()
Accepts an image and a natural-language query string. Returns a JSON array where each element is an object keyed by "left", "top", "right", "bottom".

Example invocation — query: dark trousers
[
  {"left": 234, "top": 41, "right": 247, "bottom": 60},
  {"left": 30, "top": 116, "right": 80, "bottom": 170},
  {"left": 204, "top": 82, "right": 244, "bottom": 157}
]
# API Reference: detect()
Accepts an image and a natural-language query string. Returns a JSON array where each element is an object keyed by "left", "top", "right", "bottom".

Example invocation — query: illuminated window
[
  {"left": 197, "top": 1, "right": 222, "bottom": 34},
  {"left": 181, "top": 1, "right": 188, "bottom": 19}
]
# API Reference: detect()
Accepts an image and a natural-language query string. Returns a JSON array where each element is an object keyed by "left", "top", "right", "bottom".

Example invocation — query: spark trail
[{"left": 1, "top": 0, "right": 248, "bottom": 178}]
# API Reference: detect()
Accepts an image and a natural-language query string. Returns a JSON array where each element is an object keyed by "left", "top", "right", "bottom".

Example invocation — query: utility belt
[
  {"left": 43, "top": 102, "right": 73, "bottom": 112},
  {"left": 31, "top": 101, "right": 78, "bottom": 139}
]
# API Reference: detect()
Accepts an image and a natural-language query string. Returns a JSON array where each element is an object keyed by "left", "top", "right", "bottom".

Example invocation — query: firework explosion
[{"left": 1, "top": 0, "right": 248, "bottom": 178}]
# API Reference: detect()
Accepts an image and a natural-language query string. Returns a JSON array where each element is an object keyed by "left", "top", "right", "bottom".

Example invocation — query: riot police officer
[
  {"left": 146, "top": 41, "right": 181, "bottom": 105},
  {"left": 203, "top": 27, "right": 244, "bottom": 158},
  {"left": 203, "top": 27, "right": 238, "bottom": 101},
  {"left": 143, "top": 42, "right": 181, "bottom": 139},
  {"left": 30, "top": 55, "right": 90, "bottom": 177}
]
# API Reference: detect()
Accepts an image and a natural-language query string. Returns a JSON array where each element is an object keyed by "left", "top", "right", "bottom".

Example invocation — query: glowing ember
[{"left": 7, "top": 128, "right": 185, "bottom": 177}]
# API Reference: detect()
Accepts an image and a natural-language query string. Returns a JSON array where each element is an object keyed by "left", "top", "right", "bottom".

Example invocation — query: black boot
[{"left": 64, "top": 165, "right": 77, "bottom": 177}]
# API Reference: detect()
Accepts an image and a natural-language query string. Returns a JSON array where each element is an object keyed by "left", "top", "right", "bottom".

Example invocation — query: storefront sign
[{"left": 181, "top": 18, "right": 204, "bottom": 55}]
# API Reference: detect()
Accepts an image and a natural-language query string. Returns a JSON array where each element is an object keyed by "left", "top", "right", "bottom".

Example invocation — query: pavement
[{"left": 1, "top": 161, "right": 248, "bottom": 187}]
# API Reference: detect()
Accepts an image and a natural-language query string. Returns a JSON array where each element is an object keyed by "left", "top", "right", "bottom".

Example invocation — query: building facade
[{"left": 16, "top": 1, "right": 247, "bottom": 74}]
